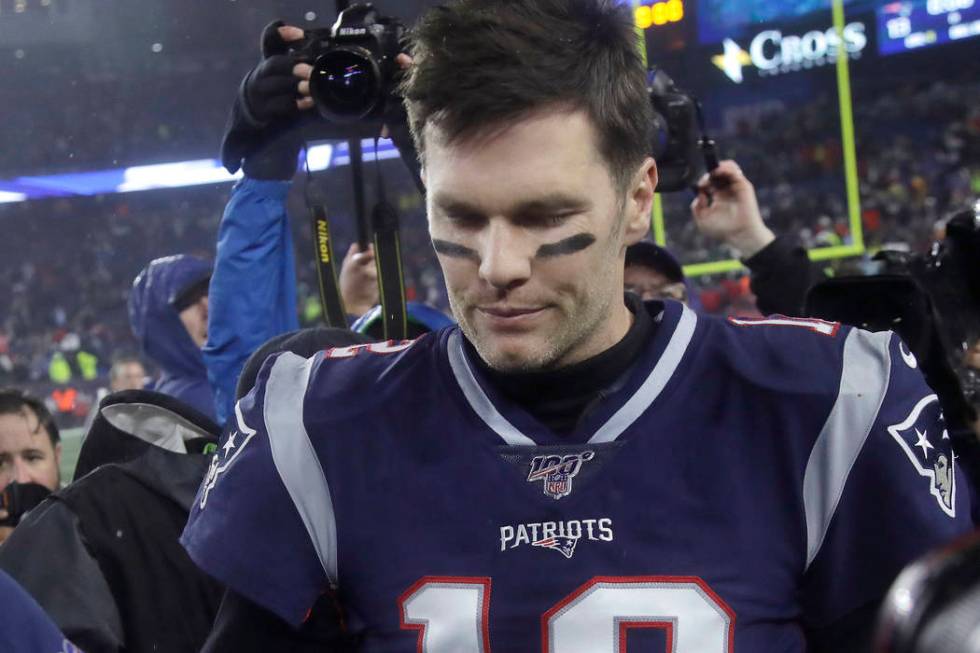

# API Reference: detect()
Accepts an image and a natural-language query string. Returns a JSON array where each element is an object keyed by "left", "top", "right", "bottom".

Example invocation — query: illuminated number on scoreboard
[
  {"left": 634, "top": 0, "right": 684, "bottom": 29},
  {"left": 399, "top": 576, "right": 735, "bottom": 652}
]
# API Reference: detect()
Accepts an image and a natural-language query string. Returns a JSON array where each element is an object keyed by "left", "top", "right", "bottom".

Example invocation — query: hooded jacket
[
  {"left": 205, "top": 178, "right": 298, "bottom": 426},
  {"left": 129, "top": 254, "right": 217, "bottom": 420},
  {"left": 0, "top": 390, "right": 223, "bottom": 653}
]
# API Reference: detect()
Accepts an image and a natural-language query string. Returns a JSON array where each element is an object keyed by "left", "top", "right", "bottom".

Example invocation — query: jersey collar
[{"left": 446, "top": 301, "right": 698, "bottom": 446}]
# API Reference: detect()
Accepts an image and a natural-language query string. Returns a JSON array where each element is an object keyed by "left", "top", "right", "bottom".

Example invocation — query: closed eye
[
  {"left": 517, "top": 212, "right": 578, "bottom": 229},
  {"left": 443, "top": 212, "right": 487, "bottom": 229}
]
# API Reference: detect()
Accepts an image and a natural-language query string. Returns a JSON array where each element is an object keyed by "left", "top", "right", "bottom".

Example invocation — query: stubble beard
[{"left": 450, "top": 260, "right": 620, "bottom": 374}]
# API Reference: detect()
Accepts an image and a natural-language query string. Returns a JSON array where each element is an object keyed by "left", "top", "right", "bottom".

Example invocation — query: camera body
[
  {"left": 807, "top": 206, "right": 980, "bottom": 425},
  {"left": 295, "top": 3, "right": 406, "bottom": 124},
  {"left": 648, "top": 69, "right": 707, "bottom": 193},
  {"left": 0, "top": 482, "right": 51, "bottom": 527}
]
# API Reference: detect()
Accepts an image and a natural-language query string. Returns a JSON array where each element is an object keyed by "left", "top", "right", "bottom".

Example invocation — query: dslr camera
[
  {"left": 0, "top": 481, "right": 51, "bottom": 527},
  {"left": 294, "top": 3, "right": 407, "bottom": 124}
]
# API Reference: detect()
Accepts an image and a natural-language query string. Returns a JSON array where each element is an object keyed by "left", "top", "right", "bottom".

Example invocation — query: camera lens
[{"left": 310, "top": 48, "right": 382, "bottom": 121}]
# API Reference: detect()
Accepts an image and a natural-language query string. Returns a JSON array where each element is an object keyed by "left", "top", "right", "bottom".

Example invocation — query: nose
[
  {"left": 478, "top": 221, "right": 532, "bottom": 291},
  {"left": 13, "top": 459, "right": 33, "bottom": 484}
]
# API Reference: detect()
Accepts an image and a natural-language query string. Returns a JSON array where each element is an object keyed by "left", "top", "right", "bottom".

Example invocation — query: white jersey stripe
[
  {"left": 588, "top": 305, "right": 697, "bottom": 444},
  {"left": 447, "top": 331, "right": 537, "bottom": 446},
  {"left": 803, "top": 329, "right": 892, "bottom": 570},
  {"left": 264, "top": 352, "right": 339, "bottom": 586},
  {"left": 447, "top": 303, "right": 698, "bottom": 446}
]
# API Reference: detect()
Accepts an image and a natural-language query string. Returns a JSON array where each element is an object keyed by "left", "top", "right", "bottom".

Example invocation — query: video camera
[
  {"left": 293, "top": 3, "right": 407, "bottom": 124},
  {"left": 648, "top": 69, "right": 718, "bottom": 193},
  {"left": 806, "top": 203, "right": 980, "bottom": 444}
]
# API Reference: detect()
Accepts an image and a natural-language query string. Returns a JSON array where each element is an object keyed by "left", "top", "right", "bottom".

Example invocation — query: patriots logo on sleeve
[
  {"left": 200, "top": 402, "right": 258, "bottom": 510},
  {"left": 887, "top": 394, "right": 956, "bottom": 517}
]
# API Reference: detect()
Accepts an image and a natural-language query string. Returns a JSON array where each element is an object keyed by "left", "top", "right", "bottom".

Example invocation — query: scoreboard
[{"left": 877, "top": 0, "right": 980, "bottom": 54}]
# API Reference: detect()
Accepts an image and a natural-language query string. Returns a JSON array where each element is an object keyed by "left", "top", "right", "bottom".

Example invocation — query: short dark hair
[
  {"left": 0, "top": 388, "right": 60, "bottom": 447},
  {"left": 402, "top": 0, "right": 654, "bottom": 190}
]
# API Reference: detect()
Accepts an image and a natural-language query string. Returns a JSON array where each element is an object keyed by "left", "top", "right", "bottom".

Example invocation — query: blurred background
[{"left": 0, "top": 0, "right": 977, "bottom": 456}]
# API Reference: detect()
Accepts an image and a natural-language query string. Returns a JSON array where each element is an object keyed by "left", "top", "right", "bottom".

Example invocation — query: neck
[
  {"left": 554, "top": 297, "right": 635, "bottom": 369},
  {"left": 467, "top": 294, "right": 654, "bottom": 435}
]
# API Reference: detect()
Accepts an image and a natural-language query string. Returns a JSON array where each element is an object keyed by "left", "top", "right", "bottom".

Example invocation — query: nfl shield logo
[{"left": 527, "top": 451, "right": 596, "bottom": 500}]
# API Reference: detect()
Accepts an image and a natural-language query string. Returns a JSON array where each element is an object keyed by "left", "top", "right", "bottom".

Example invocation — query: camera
[
  {"left": 294, "top": 3, "right": 407, "bottom": 124},
  {"left": 0, "top": 482, "right": 51, "bottom": 527},
  {"left": 806, "top": 204, "right": 980, "bottom": 427},
  {"left": 648, "top": 69, "right": 710, "bottom": 193}
]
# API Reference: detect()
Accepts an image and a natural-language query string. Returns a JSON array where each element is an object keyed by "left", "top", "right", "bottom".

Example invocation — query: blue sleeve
[
  {"left": 204, "top": 177, "right": 300, "bottom": 426},
  {"left": 181, "top": 353, "right": 331, "bottom": 626},
  {"left": 801, "top": 330, "right": 973, "bottom": 627},
  {"left": 0, "top": 570, "right": 83, "bottom": 653}
]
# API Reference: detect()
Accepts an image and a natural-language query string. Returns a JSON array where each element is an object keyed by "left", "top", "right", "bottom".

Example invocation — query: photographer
[
  {"left": 0, "top": 388, "right": 61, "bottom": 545},
  {"left": 182, "top": 2, "right": 972, "bottom": 652},
  {"left": 0, "top": 390, "right": 224, "bottom": 653},
  {"left": 206, "top": 23, "right": 389, "bottom": 425}
]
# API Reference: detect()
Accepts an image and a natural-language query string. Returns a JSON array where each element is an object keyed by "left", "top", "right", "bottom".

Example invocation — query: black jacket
[
  {"left": 0, "top": 390, "right": 223, "bottom": 653},
  {"left": 744, "top": 234, "right": 825, "bottom": 317}
]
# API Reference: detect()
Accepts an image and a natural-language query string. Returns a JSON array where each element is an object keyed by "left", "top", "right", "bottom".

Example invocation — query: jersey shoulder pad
[
  {"left": 303, "top": 332, "right": 439, "bottom": 415},
  {"left": 699, "top": 313, "right": 850, "bottom": 396}
]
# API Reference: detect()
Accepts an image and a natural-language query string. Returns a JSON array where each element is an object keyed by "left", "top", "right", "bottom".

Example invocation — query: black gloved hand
[{"left": 221, "top": 21, "right": 313, "bottom": 180}]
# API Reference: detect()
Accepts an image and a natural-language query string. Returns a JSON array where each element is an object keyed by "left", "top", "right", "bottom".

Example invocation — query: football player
[{"left": 182, "top": 1, "right": 973, "bottom": 651}]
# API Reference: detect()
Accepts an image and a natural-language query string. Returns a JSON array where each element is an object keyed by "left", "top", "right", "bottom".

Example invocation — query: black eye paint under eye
[
  {"left": 432, "top": 239, "right": 479, "bottom": 261},
  {"left": 535, "top": 233, "right": 596, "bottom": 258}
]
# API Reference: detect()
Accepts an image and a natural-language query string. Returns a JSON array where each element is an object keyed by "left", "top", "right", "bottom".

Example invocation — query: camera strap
[
  {"left": 305, "top": 157, "right": 348, "bottom": 328},
  {"left": 309, "top": 204, "right": 349, "bottom": 327},
  {"left": 371, "top": 138, "right": 408, "bottom": 340}
]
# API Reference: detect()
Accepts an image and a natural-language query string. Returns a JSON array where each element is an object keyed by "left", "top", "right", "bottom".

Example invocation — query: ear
[
  {"left": 54, "top": 442, "right": 62, "bottom": 467},
  {"left": 624, "top": 157, "right": 657, "bottom": 246}
]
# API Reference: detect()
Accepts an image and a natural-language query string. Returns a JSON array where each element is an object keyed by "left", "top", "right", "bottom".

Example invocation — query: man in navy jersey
[{"left": 182, "top": 1, "right": 973, "bottom": 651}]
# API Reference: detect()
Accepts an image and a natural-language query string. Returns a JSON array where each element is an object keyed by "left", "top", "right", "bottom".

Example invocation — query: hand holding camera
[
  {"left": 220, "top": 21, "right": 315, "bottom": 179},
  {"left": 690, "top": 160, "right": 775, "bottom": 259},
  {"left": 0, "top": 481, "right": 52, "bottom": 544},
  {"left": 222, "top": 4, "right": 408, "bottom": 180}
]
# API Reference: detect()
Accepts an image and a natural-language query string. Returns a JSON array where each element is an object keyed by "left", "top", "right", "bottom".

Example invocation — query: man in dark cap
[{"left": 624, "top": 240, "right": 688, "bottom": 304}]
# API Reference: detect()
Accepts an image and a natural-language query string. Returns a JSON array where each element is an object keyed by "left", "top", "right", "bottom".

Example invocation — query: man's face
[
  {"left": 425, "top": 108, "right": 655, "bottom": 372},
  {"left": 179, "top": 295, "right": 209, "bottom": 349},
  {"left": 0, "top": 410, "right": 61, "bottom": 492},
  {"left": 110, "top": 361, "right": 146, "bottom": 392},
  {"left": 624, "top": 265, "right": 688, "bottom": 304}
]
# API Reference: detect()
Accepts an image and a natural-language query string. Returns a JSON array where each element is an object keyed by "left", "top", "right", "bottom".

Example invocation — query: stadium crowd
[{"left": 3, "top": 73, "right": 977, "bottom": 407}]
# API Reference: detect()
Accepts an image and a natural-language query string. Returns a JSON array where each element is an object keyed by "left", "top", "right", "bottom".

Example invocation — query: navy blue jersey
[
  {"left": 0, "top": 570, "right": 83, "bottom": 653},
  {"left": 182, "top": 300, "right": 971, "bottom": 652}
]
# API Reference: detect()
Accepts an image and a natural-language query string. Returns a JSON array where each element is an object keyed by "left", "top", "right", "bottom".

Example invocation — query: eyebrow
[{"left": 431, "top": 192, "right": 592, "bottom": 219}]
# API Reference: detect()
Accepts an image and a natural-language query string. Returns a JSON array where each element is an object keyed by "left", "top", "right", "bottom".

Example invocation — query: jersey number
[
  {"left": 728, "top": 315, "right": 839, "bottom": 336},
  {"left": 399, "top": 576, "right": 735, "bottom": 652}
]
